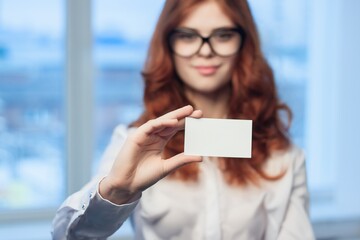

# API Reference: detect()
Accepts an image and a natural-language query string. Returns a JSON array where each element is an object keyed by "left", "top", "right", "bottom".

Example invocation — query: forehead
[{"left": 178, "top": 1, "right": 235, "bottom": 34}]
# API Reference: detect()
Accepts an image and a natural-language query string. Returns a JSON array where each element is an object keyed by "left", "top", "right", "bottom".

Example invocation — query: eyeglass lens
[{"left": 170, "top": 28, "right": 243, "bottom": 57}]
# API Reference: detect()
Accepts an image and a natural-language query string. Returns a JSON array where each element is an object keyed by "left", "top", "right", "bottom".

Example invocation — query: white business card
[{"left": 184, "top": 118, "right": 252, "bottom": 158}]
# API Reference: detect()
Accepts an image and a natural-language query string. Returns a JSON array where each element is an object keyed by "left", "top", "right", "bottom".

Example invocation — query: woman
[{"left": 52, "top": 0, "right": 315, "bottom": 239}]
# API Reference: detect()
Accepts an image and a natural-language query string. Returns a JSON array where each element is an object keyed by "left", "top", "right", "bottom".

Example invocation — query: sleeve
[
  {"left": 277, "top": 149, "right": 316, "bottom": 240},
  {"left": 51, "top": 125, "right": 140, "bottom": 240}
]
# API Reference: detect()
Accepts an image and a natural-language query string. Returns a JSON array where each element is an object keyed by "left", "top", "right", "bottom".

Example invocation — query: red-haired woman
[{"left": 52, "top": 0, "right": 315, "bottom": 239}]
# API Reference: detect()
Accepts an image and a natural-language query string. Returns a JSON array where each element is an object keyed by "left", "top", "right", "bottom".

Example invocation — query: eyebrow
[{"left": 175, "top": 26, "right": 239, "bottom": 34}]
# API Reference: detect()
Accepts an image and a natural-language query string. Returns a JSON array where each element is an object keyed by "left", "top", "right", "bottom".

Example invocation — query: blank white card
[{"left": 184, "top": 118, "right": 252, "bottom": 158}]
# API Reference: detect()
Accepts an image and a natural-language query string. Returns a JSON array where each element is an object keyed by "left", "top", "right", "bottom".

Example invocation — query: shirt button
[
  {"left": 89, "top": 192, "right": 93, "bottom": 198},
  {"left": 81, "top": 204, "right": 86, "bottom": 210}
]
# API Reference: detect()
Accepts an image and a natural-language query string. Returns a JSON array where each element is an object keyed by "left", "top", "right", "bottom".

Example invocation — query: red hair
[{"left": 132, "top": 0, "right": 291, "bottom": 185}]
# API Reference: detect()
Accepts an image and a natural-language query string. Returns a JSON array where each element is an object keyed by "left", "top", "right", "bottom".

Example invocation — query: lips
[{"left": 194, "top": 65, "right": 219, "bottom": 76}]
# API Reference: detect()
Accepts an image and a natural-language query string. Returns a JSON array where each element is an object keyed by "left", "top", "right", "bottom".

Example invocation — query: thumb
[{"left": 162, "top": 153, "right": 202, "bottom": 175}]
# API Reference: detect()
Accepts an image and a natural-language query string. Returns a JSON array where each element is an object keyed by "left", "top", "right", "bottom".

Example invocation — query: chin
[{"left": 194, "top": 84, "right": 228, "bottom": 95}]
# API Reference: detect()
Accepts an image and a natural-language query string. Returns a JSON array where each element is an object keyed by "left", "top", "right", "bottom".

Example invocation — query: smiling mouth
[{"left": 194, "top": 66, "right": 219, "bottom": 75}]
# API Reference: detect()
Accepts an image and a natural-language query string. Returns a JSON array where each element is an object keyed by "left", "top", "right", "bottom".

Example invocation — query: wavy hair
[{"left": 131, "top": 0, "right": 292, "bottom": 185}]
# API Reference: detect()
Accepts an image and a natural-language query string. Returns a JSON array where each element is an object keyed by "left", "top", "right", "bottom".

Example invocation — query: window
[
  {"left": 92, "top": 0, "right": 165, "bottom": 171},
  {"left": 0, "top": 0, "right": 65, "bottom": 212},
  {"left": 92, "top": 1, "right": 165, "bottom": 237},
  {"left": 251, "top": 1, "right": 360, "bottom": 232},
  {"left": 1, "top": 0, "right": 360, "bottom": 239}
]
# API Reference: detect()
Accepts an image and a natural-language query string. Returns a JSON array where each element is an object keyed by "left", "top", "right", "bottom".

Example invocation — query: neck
[{"left": 185, "top": 85, "right": 230, "bottom": 119}]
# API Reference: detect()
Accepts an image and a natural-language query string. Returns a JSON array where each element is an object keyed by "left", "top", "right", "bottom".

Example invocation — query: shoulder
[
  {"left": 263, "top": 144, "right": 305, "bottom": 175},
  {"left": 273, "top": 144, "right": 304, "bottom": 164},
  {"left": 99, "top": 124, "right": 133, "bottom": 161},
  {"left": 112, "top": 124, "right": 129, "bottom": 139},
  {"left": 96, "top": 124, "right": 137, "bottom": 175},
  {"left": 111, "top": 124, "right": 136, "bottom": 142}
]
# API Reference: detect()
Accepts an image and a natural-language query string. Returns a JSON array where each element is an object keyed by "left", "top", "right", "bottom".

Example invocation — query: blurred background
[{"left": 0, "top": 0, "right": 359, "bottom": 239}]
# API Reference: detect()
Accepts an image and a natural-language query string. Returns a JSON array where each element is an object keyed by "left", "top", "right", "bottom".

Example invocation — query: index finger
[{"left": 158, "top": 105, "right": 194, "bottom": 121}]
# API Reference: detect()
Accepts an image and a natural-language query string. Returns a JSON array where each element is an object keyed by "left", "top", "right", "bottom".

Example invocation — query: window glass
[
  {"left": 93, "top": 0, "right": 164, "bottom": 170},
  {"left": 250, "top": 0, "right": 308, "bottom": 148},
  {"left": 0, "top": 0, "right": 65, "bottom": 210},
  {"left": 93, "top": 1, "right": 165, "bottom": 237}
]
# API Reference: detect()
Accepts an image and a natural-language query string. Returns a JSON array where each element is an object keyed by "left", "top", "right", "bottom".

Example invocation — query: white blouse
[{"left": 52, "top": 125, "right": 315, "bottom": 240}]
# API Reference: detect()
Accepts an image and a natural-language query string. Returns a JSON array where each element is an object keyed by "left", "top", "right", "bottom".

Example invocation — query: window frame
[
  {"left": 0, "top": 0, "right": 93, "bottom": 223},
  {"left": 1, "top": 0, "right": 360, "bottom": 239}
]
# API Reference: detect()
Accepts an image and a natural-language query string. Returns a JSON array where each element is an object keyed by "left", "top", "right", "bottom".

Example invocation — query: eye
[
  {"left": 173, "top": 31, "right": 198, "bottom": 42},
  {"left": 213, "top": 31, "right": 237, "bottom": 41}
]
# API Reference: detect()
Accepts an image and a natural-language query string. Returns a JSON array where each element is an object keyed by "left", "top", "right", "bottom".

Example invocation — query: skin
[
  {"left": 100, "top": 106, "right": 203, "bottom": 204},
  {"left": 174, "top": 1, "right": 237, "bottom": 118},
  {"left": 99, "top": 1, "right": 236, "bottom": 204}
]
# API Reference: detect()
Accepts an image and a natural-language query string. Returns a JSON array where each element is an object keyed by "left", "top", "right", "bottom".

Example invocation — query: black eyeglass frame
[{"left": 168, "top": 27, "right": 246, "bottom": 57}]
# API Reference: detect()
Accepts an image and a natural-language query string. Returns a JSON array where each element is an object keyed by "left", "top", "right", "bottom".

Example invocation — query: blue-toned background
[{"left": 0, "top": 0, "right": 359, "bottom": 239}]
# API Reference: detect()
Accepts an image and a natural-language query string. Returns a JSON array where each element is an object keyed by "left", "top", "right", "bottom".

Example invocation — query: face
[{"left": 173, "top": 1, "right": 237, "bottom": 97}]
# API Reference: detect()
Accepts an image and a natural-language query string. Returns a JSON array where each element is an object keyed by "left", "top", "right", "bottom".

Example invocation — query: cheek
[
  {"left": 219, "top": 59, "right": 235, "bottom": 82},
  {"left": 174, "top": 57, "right": 191, "bottom": 80}
]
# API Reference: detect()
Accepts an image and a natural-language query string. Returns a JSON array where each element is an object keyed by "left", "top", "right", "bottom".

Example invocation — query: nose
[{"left": 197, "top": 42, "right": 214, "bottom": 57}]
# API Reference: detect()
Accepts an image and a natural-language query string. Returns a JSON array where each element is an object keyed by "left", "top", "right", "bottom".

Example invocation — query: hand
[{"left": 99, "top": 105, "right": 202, "bottom": 204}]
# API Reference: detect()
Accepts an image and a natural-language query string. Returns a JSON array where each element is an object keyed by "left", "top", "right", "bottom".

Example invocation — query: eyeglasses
[{"left": 168, "top": 27, "right": 245, "bottom": 57}]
